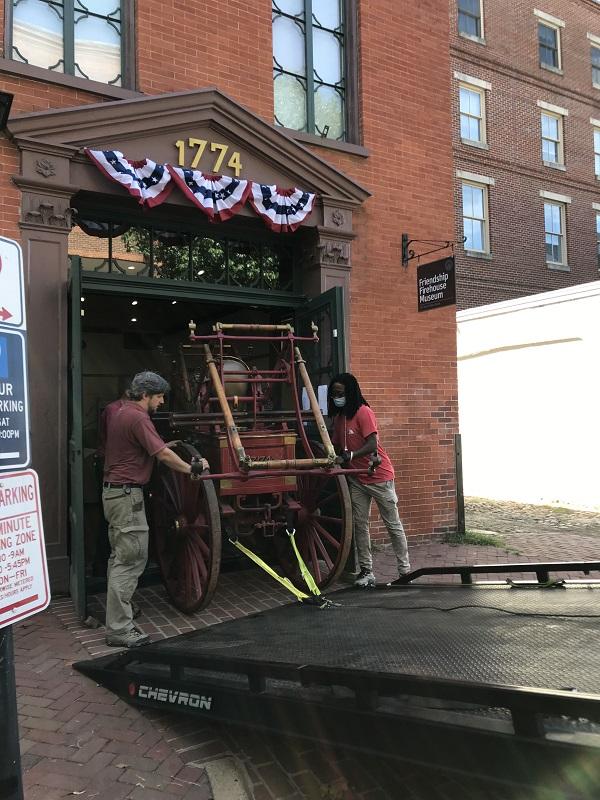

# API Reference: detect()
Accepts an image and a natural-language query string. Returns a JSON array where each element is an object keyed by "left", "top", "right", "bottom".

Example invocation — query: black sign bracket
[{"left": 402, "top": 234, "right": 466, "bottom": 268}]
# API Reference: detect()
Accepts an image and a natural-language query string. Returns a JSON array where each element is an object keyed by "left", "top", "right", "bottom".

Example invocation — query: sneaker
[
  {"left": 106, "top": 629, "right": 150, "bottom": 648},
  {"left": 354, "top": 569, "right": 376, "bottom": 588}
]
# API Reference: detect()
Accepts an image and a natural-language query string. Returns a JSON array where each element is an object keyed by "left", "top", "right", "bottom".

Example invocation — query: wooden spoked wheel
[
  {"left": 150, "top": 442, "right": 221, "bottom": 613},
  {"left": 278, "top": 445, "right": 352, "bottom": 591}
]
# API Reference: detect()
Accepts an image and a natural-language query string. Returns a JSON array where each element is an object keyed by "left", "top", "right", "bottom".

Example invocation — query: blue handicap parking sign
[
  {"left": 0, "top": 330, "right": 29, "bottom": 469},
  {"left": 0, "top": 336, "right": 8, "bottom": 379}
]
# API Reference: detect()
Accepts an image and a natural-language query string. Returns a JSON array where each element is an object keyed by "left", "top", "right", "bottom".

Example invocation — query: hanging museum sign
[
  {"left": 417, "top": 256, "right": 456, "bottom": 312},
  {"left": 84, "top": 149, "right": 316, "bottom": 232}
]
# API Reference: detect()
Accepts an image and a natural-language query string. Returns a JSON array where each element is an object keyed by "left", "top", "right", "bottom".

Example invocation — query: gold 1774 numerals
[{"left": 175, "top": 138, "right": 243, "bottom": 177}]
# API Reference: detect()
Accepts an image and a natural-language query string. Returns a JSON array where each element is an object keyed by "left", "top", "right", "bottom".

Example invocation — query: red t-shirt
[
  {"left": 332, "top": 405, "right": 395, "bottom": 485},
  {"left": 103, "top": 402, "right": 166, "bottom": 485}
]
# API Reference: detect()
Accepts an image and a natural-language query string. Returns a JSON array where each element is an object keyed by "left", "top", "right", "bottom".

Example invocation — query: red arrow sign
[{"left": 0, "top": 307, "right": 12, "bottom": 321}]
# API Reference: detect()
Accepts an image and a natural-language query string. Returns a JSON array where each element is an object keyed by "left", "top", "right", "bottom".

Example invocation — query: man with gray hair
[{"left": 102, "top": 370, "right": 208, "bottom": 648}]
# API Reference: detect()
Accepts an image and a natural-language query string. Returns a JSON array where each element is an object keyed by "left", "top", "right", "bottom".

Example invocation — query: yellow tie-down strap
[
  {"left": 229, "top": 537, "right": 310, "bottom": 602},
  {"left": 229, "top": 531, "right": 337, "bottom": 607}
]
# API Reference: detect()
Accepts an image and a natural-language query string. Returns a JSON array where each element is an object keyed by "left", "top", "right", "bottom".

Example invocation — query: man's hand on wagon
[{"left": 190, "top": 457, "right": 210, "bottom": 479}]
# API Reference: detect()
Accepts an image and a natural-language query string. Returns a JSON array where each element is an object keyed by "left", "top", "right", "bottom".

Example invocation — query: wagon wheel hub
[{"left": 173, "top": 515, "right": 192, "bottom": 536}]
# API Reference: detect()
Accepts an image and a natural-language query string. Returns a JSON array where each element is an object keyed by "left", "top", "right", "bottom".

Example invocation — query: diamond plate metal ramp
[{"left": 74, "top": 579, "right": 600, "bottom": 797}]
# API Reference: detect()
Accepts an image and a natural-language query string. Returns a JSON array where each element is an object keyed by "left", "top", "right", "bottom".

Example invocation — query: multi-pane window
[
  {"left": 594, "top": 129, "right": 600, "bottom": 177},
  {"left": 457, "top": 0, "right": 483, "bottom": 39},
  {"left": 10, "top": 0, "right": 125, "bottom": 86},
  {"left": 538, "top": 23, "right": 560, "bottom": 69},
  {"left": 272, "top": 0, "right": 346, "bottom": 140},
  {"left": 459, "top": 85, "right": 485, "bottom": 144},
  {"left": 592, "top": 46, "right": 600, "bottom": 86},
  {"left": 541, "top": 113, "right": 563, "bottom": 165},
  {"left": 462, "top": 182, "right": 489, "bottom": 253},
  {"left": 544, "top": 202, "right": 566, "bottom": 265},
  {"left": 596, "top": 213, "right": 600, "bottom": 269}
]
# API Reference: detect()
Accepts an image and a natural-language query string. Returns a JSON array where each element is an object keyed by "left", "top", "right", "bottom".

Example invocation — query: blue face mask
[{"left": 333, "top": 396, "right": 346, "bottom": 408}]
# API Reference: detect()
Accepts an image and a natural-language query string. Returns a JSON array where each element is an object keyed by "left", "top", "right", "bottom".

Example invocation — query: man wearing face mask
[{"left": 328, "top": 372, "right": 411, "bottom": 588}]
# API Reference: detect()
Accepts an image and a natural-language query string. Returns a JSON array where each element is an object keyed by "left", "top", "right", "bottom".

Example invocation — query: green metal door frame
[
  {"left": 68, "top": 256, "right": 308, "bottom": 611},
  {"left": 68, "top": 259, "right": 86, "bottom": 620},
  {"left": 296, "top": 286, "right": 346, "bottom": 384},
  {"left": 80, "top": 270, "right": 307, "bottom": 309}
]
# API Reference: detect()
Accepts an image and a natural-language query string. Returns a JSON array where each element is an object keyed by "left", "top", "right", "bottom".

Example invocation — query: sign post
[
  {"left": 0, "top": 627, "right": 24, "bottom": 800},
  {"left": 0, "top": 237, "right": 49, "bottom": 800}
]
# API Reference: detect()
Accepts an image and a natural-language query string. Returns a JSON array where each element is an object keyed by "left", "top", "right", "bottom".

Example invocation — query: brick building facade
[
  {"left": 0, "top": 0, "right": 458, "bottom": 603},
  {"left": 451, "top": 0, "right": 600, "bottom": 309}
]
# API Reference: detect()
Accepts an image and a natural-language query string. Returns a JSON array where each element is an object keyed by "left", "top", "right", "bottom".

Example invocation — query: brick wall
[
  {"left": 450, "top": 0, "right": 600, "bottom": 309},
  {"left": 0, "top": 0, "right": 458, "bottom": 540}
]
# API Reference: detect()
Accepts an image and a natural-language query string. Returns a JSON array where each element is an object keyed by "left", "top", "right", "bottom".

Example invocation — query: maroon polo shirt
[
  {"left": 103, "top": 401, "right": 166, "bottom": 485},
  {"left": 97, "top": 397, "right": 126, "bottom": 457}
]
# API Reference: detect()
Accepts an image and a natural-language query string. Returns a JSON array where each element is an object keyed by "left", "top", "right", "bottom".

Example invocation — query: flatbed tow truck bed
[{"left": 75, "top": 562, "right": 600, "bottom": 798}]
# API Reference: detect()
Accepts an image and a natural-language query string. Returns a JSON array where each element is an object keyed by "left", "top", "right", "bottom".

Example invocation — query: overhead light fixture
[
  {"left": 171, "top": 300, "right": 177, "bottom": 305},
  {"left": 127, "top": 265, "right": 136, "bottom": 271},
  {"left": 130, "top": 317, "right": 137, "bottom": 323},
  {"left": 80, "top": 296, "right": 85, "bottom": 302},
  {"left": 197, "top": 269, "right": 205, "bottom": 276},
  {"left": 131, "top": 300, "right": 138, "bottom": 306},
  {"left": 0, "top": 92, "right": 14, "bottom": 131}
]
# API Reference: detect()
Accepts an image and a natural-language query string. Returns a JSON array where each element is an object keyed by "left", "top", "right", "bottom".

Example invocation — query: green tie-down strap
[
  {"left": 229, "top": 538, "right": 309, "bottom": 602},
  {"left": 287, "top": 528, "right": 321, "bottom": 597}
]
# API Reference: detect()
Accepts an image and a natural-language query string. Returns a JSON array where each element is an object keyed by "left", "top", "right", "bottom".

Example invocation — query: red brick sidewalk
[{"left": 13, "top": 532, "right": 600, "bottom": 799}]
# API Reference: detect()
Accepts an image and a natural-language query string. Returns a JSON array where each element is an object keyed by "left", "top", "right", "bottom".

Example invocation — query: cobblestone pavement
[
  {"left": 466, "top": 496, "right": 600, "bottom": 537},
  {"left": 13, "top": 519, "right": 600, "bottom": 800}
]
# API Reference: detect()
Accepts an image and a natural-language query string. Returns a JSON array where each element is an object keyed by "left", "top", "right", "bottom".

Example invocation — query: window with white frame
[
  {"left": 538, "top": 22, "right": 561, "bottom": 69},
  {"left": 544, "top": 202, "right": 566, "bottom": 265},
  {"left": 592, "top": 46, "right": 600, "bottom": 87},
  {"left": 459, "top": 84, "right": 486, "bottom": 144},
  {"left": 594, "top": 129, "right": 600, "bottom": 177},
  {"left": 541, "top": 112, "right": 563, "bottom": 165},
  {"left": 458, "top": 0, "right": 483, "bottom": 39},
  {"left": 596, "top": 213, "right": 600, "bottom": 269},
  {"left": 462, "top": 182, "right": 489, "bottom": 253}
]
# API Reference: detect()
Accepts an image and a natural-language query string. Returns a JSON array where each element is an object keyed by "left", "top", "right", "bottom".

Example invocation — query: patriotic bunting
[
  {"left": 167, "top": 167, "right": 250, "bottom": 222},
  {"left": 249, "top": 184, "right": 315, "bottom": 233},
  {"left": 84, "top": 149, "right": 174, "bottom": 207},
  {"left": 85, "top": 148, "right": 317, "bottom": 232}
]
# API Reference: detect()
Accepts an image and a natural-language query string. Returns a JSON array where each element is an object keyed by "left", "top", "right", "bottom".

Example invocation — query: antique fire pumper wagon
[{"left": 149, "top": 320, "right": 367, "bottom": 613}]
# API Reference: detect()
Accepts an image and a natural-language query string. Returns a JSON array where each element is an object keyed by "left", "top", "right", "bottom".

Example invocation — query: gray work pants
[
  {"left": 102, "top": 487, "right": 148, "bottom": 637},
  {"left": 349, "top": 478, "right": 410, "bottom": 574}
]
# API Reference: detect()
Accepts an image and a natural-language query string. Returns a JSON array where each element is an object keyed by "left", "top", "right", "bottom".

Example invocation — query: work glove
[{"left": 190, "top": 457, "right": 209, "bottom": 479}]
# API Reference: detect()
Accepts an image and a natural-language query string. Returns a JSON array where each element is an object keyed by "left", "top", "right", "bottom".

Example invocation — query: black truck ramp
[{"left": 74, "top": 562, "right": 600, "bottom": 798}]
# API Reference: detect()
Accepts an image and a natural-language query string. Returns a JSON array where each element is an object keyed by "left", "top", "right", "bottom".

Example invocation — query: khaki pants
[
  {"left": 102, "top": 487, "right": 148, "bottom": 637},
  {"left": 349, "top": 478, "right": 410, "bottom": 574}
]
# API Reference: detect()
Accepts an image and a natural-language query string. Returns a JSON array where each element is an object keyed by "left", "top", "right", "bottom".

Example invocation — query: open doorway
[
  {"left": 80, "top": 290, "right": 296, "bottom": 588},
  {"left": 67, "top": 210, "right": 346, "bottom": 616}
]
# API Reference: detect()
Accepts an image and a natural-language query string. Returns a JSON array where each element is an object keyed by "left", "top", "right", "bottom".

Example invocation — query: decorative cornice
[
  {"left": 12, "top": 176, "right": 79, "bottom": 196},
  {"left": 8, "top": 88, "right": 371, "bottom": 205}
]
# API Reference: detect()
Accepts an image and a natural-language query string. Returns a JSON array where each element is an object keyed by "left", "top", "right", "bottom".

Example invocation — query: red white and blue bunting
[
  {"left": 249, "top": 184, "right": 315, "bottom": 233},
  {"left": 85, "top": 149, "right": 174, "bottom": 207},
  {"left": 167, "top": 167, "right": 250, "bottom": 222},
  {"left": 85, "top": 148, "right": 316, "bottom": 233}
]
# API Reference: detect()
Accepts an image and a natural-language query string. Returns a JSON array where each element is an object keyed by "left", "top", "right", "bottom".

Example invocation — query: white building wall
[{"left": 457, "top": 281, "right": 600, "bottom": 510}]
